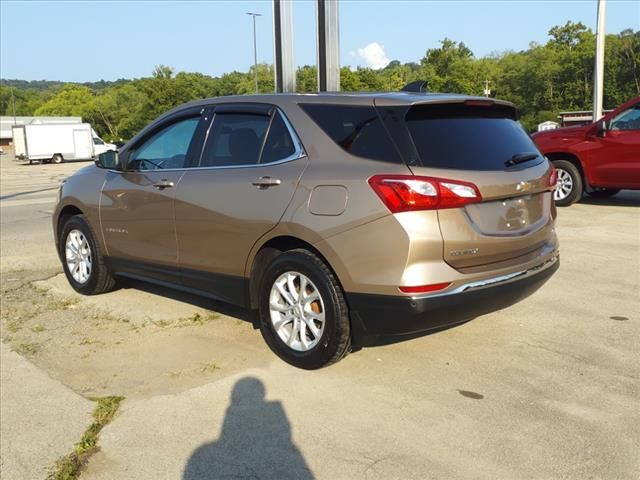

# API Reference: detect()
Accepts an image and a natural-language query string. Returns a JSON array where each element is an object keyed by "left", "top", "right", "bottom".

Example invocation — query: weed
[
  {"left": 50, "top": 297, "right": 80, "bottom": 310},
  {"left": 47, "top": 396, "right": 124, "bottom": 480},
  {"left": 31, "top": 324, "right": 46, "bottom": 333},
  {"left": 15, "top": 342, "right": 40, "bottom": 355},
  {"left": 7, "top": 321, "right": 22, "bottom": 333},
  {"left": 199, "top": 362, "right": 221, "bottom": 373},
  {"left": 153, "top": 319, "right": 172, "bottom": 328}
]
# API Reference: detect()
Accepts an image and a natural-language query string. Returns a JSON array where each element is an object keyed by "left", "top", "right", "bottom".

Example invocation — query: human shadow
[{"left": 183, "top": 377, "right": 314, "bottom": 480}]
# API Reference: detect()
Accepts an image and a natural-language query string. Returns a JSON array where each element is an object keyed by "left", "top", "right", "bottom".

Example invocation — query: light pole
[
  {"left": 592, "top": 0, "right": 606, "bottom": 121},
  {"left": 247, "top": 12, "right": 262, "bottom": 94}
]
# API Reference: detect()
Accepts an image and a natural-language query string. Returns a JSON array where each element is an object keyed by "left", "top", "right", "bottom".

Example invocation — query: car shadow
[
  {"left": 579, "top": 190, "right": 640, "bottom": 207},
  {"left": 115, "top": 277, "right": 258, "bottom": 326},
  {"left": 183, "top": 377, "right": 315, "bottom": 480},
  {"left": 115, "top": 277, "right": 471, "bottom": 349}
]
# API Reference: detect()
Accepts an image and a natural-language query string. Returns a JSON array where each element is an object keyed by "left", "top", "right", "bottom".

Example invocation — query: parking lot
[{"left": 1, "top": 154, "right": 639, "bottom": 479}]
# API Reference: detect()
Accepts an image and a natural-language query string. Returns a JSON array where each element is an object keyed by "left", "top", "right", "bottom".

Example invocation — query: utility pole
[
  {"left": 593, "top": 0, "right": 606, "bottom": 121},
  {"left": 246, "top": 12, "right": 262, "bottom": 94},
  {"left": 10, "top": 87, "right": 17, "bottom": 125}
]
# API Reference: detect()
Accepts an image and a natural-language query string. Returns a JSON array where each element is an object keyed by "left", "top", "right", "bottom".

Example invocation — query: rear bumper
[{"left": 347, "top": 254, "right": 559, "bottom": 346}]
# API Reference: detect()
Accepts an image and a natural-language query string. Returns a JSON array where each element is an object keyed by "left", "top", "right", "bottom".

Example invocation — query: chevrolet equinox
[{"left": 54, "top": 92, "right": 559, "bottom": 369}]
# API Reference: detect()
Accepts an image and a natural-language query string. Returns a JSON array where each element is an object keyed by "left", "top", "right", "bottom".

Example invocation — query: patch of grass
[
  {"left": 48, "top": 396, "right": 124, "bottom": 480},
  {"left": 78, "top": 338, "right": 100, "bottom": 346},
  {"left": 153, "top": 319, "right": 173, "bottom": 328},
  {"left": 15, "top": 342, "right": 40, "bottom": 355},
  {"left": 31, "top": 324, "right": 46, "bottom": 333},
  {"left": 198, "top": 362, "right": 221, "bottom": 373},
  {"left": 50, "top": 297, "right": 80, "bottom": 310},
  {"left": 181, "top": 311, "right": 220, "bottom": 326},
  {"left": 7, "top": 320, "right": 22, "bottom": 333},
  {"left": 33, "top": 284, "right": 50, "bottom": 295}
]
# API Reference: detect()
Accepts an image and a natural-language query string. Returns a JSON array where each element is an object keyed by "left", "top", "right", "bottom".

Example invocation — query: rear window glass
[
  {"left": 261, "top": 112, "right": 296, "bottom": 164},
  {"left": 406, "top": 104, "right": 541, "bottom": 170},
  {"left": 301, "top": 104, "right": 401, "bottom": 163}
]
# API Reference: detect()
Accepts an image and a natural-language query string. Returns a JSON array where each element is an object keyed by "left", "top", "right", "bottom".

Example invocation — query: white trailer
[{"left": 12, "top": 123, "right": 95, "bottom": 164}]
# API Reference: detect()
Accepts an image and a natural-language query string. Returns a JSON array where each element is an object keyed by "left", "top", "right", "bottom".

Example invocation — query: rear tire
[
  {"left": 552, "top": 160, "right": 583, "bottom": 206},
  {"left": 52, "top": 154, "right": 63, "bottom": 164},
  {"left": 587, "top": 188, "right": 620, "bottom": 198},
  {"left": 258, "top": 249, "right": 351, "bottom": 369},
  {"left": 59, "top": 215, "right": 116, "bottom": 295}
]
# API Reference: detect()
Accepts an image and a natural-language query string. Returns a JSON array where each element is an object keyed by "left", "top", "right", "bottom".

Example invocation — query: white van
[{"left": 13, "top": 123, "right": 115, "bottom": 164}]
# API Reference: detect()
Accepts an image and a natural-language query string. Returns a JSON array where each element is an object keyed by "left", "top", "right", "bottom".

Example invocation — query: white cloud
[{"left": 356, "top": 42, "right": 390, "bottom": 70}]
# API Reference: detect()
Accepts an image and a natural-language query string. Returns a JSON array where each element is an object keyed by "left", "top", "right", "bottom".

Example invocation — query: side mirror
[
  {"left": 597, "top": 119, "right": 611, "bottom": 137},
  {"left": 588, "top": 120, "right": 607, "bottom": 138},
  {"left": 95, "top": 150, "right": 120, "bottom": 170}
]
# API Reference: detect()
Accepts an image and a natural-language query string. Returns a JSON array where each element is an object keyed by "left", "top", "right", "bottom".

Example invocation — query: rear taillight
[
  {"left": 368, "top": 174, "right": 482, "bottom": 213},
  {"left": 548, "top": 166, "right": 558, "bottom": 191}
]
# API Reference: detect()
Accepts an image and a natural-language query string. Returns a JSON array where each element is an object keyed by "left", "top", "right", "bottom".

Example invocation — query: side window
[
  {"left": 200, "top": 114, "right": 270, "bottom": 167},
  {"left": 261, "top": 112, "right": 297, "bottom": 164},
  {"left": 130, "top": 117, "right": 200, "bottom": 171},
  {"left": 301, "top": 104, "right": 402, "bottom": 163},
  {"left": 610, "top": 104, "right": 640, "bottom": 131}
]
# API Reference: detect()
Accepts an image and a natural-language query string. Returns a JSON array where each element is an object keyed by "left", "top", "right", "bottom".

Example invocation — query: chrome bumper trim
[{"left": 412, "top": 253, "right": 559, "bottom": 300}]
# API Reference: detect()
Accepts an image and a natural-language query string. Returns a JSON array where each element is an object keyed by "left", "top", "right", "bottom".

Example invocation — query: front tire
[
  {"left": 52, "top": 154, "right": 63, "bottom": 164},
  {"left": 258, "top": 249, "right": 351, "bottom": 369},
  {"left": 552, "top": 160, "right": 583, "bottom": 206},
  {"left": 59, "top": 215, "right": 116, "bottom": 295}
]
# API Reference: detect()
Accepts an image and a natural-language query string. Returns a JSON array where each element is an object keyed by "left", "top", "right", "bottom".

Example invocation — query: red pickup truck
[{"left": 532, "top": 97, "right": 640, "bottom": 206}]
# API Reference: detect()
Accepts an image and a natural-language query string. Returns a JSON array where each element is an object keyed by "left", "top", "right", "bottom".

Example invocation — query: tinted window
[
  {"left": 130, "top": 117, "right": 199, "bottom": 170},
  {"left": 93, "top": 137, "right": 104, "bottom": 145},
  {"left": 406, "top": 104, "right": 541, "bottom": 171},
  {"left": 200, "top": 114, "right": 269, "bottom": 167},
  {"left": 261, "top": 112, "right": 296, "bottom": 164},
  {"left": 301, "top": 104, "right": 401, "bottom": 163},
  {"left": 610, "top": 104, "right": 640, "bottom": 131}
]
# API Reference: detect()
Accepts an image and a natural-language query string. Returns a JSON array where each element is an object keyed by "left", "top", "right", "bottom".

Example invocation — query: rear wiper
[{"left": 505, "top": 152, "right": 539, "bottom": 167}]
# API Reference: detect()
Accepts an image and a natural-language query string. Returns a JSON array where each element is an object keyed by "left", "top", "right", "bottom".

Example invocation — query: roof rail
[{"left": 401, "top": 81, "right": 427, "bottom": 93}]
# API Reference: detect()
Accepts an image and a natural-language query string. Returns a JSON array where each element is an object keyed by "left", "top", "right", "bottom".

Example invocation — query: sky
[{"left": 1, "top": 0, "right": 639, "bottom": 82}]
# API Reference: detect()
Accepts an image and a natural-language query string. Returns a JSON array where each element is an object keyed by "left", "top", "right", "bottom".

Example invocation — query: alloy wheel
[
  {"left": 269, "top": 271, "right": 326, "bottom": 352},
  {"left": 65, "top": 229, "right": 92, "bottom": 284},
  {"left": 554, "top": 168, "right": 573, "bottom": 201}
]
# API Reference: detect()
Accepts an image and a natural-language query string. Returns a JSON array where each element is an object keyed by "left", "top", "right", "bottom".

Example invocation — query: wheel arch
[
  {"left": 247, "top": 235, "right": 344, "bottom": 310},
  {"left": 55, "top": 204, "right": 84, "bottom": 251},
  {"left": 546, "top": 152, "right": 588, "bottom": 185}
]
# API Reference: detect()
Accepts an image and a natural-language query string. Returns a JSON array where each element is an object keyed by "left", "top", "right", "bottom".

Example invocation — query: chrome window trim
[
  {"left": 409, "top": 252, "right": 559, "bottom": 300},
  {"left": 124, "top": 107, "right": 306, "bottom": 174}
]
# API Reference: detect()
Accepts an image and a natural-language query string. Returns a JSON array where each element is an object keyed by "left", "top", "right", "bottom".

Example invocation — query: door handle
[
  {"left": 252, "top": 176, "right": 282, "bottom": 188},
  {"left": 152, "top": 179, "right": 175, "bottom": 190}
]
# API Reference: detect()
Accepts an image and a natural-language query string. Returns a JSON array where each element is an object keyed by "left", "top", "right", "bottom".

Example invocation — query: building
[
  {"left": 557, "top": 110, "right": 613, "bottom": 128},
  {"left": 0, "top": 116, "right": 82, "bottom": 154}
]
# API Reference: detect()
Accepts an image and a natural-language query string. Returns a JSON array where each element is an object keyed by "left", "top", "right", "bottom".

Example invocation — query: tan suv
[{"left": 53, "top": 93, "right": 559, "bottom": 369}]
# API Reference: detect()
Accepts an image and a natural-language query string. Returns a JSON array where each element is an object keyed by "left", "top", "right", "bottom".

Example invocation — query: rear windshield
[{"left": 406, "top": 104, "right": 542, "bottom": 170}]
